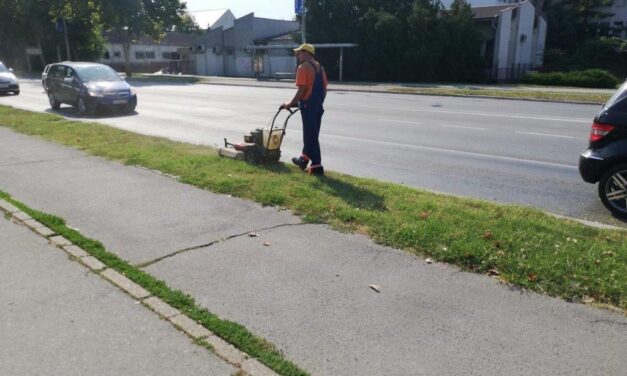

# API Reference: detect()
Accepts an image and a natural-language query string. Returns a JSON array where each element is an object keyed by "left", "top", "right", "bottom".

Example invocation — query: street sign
[
  {"left": 56, "top": 19, "right": 64, "bottom": 32},
  {"left": 295, "top": 0, "right": 303, "bottom": 15}
]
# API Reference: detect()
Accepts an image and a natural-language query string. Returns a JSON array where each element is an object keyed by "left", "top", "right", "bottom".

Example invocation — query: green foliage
[
  {"left": 304, "top": 0, "right": 485, "bottom": 82},
  {"left": 0, "top": 0, "right": 197, "bottom": 71},
  {"left": 523, "top": 69, "right": 620, "bottom": 88}
]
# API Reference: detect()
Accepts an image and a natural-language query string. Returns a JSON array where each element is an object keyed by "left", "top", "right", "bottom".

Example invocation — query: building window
[
  {"left": 163, "top": 52, "right": 180, "bottom": 59},
  {"left": 103, "top": 51, "right": 110, "bottom": 59},
  {"left": 114, "top": 51, "right": 121, "bottom": 58},
  {"left": 135, "top": 51, "right": 145, "bottom": 59},
  {"left": 146, "top": 51, "right": 155, "bottom": 59}
]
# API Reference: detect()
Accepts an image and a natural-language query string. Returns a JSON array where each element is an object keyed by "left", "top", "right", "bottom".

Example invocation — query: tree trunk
[
  {"left": 123, "top": 41, "right": 131, "bottom": 77},
  {"left": 36, "top": 35, "right": 46, "bottom": 66}
]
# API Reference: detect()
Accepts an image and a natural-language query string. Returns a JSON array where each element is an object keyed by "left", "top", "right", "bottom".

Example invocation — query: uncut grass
[
  {"left": 1, "top": 105, "right": 625, "bottom": 310},
  {"left": 0, "top": 190, "right": 307, "bottom": 376}
]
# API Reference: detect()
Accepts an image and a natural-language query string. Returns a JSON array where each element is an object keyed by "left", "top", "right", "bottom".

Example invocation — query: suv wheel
[
  {"left": 598, "top": 163, "right": 627, "bottom": 218},
  {"left": 48, "top": 93, "right": 60, "bottom": 110}
]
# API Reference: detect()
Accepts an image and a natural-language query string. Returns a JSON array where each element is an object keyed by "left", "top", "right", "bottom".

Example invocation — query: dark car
[
  {"left": 579, "top": 81, "right": 627, "bottom": 218},
  {"left": 42, "top": 64, "right": 51, "bottom": 92},
  {"left": 44, "top": 62, "right": 136, "bottom": 115},
  {"left": 0, "top": 61, "right": 19, "bottom": 95}
]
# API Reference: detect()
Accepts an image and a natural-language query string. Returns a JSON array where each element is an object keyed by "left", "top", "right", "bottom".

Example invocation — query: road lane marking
[
  {"left": 515, "top": 131, "right": 577, "bottom": 139},
  {"left": 326, "top": 133, "right": 578, "bottom": 170},
  {"left": 379, "top": 119, "right": 486, "bottom": 131},
  {"left": 336, "top": 103, "right": 591, "bottom": 123}
]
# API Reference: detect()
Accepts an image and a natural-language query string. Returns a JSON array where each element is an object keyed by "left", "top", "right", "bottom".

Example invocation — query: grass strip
[
  {"left": 129, "top": 74, "right": 208, "bottom": 84},
  {"left": 0, "top": 104, "right": 625, "bottom": 312},
  {"left": 388, "top": 87, "right": 612, "bottom": 104},
  {"left": 0, "top": 190, "right": 308, "bottom": 376}
]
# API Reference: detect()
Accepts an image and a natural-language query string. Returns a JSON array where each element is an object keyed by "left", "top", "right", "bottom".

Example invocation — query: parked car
[
  {"left": 579, "top": 81, "right": 627, "bottom": 218},
  {"left": 42, "top": 64, "right": 51, "bottom": 91},
  {"left": 44, "top": 62, "right": 137, "bottom": 115},
  {"left": 0, "top": 61, "right": 19, "bottom": 95}
]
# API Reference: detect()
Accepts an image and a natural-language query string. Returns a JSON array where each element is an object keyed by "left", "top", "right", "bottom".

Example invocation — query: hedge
[{"left": 522, "top": 69, "right": 620, "bottom": 89}]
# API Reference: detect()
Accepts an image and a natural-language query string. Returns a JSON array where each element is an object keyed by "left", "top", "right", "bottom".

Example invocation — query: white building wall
[
  {"left": 495, "top": 8, "right": 512, "bottom": 73},
  {"left": 99, "top": 42, "right": 182, "bottom": 64},
  {"left": 514, "top": 1, "right": 534, "bottom": 65}
]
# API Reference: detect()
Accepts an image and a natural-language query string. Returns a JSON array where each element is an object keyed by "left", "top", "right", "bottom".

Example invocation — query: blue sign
[
  {"left": 56, "top": 19, "right": 64, "bottom": 33},
  {"left": 295, "top": 0, "right": 303, "bottom": 15}
]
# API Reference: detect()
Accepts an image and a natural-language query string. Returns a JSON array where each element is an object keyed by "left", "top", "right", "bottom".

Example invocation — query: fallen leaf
[
  {"left": 582, "top": 296, "right": 595, "bottom": 304},
  {"left": 488, "top": 269, "right": 500, "bottom": 276},
  {"left": 263, "top": 241, "right": 272, "bottom": 246},
  {"left": 369, "top": 284, "right": 381, "bottom": 293},
  {"left": 248, "top": 232, "right": 258, "bottom": 237},
  {"left": 527, "top": 273, "right": 537, "bottom": 282},
  {"left": 420, "top": 212, "right": 429, "bottom": 220},
  {"left": 483, "top": 230, "right": 493, "bottom": 240},
  {"left": 425, "top": 258, "right": 434, "bottom": 264}
]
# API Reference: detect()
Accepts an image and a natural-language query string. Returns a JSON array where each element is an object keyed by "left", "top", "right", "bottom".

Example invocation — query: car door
[
  {"left": 58, "top": 66, "right": 76, "bottom": 103},
  {"left": 45, "top": 65, "right": 62, "bottom": 100}
]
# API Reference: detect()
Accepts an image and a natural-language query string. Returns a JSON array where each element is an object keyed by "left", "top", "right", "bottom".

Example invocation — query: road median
[{"left": 0, "top": 104, "right": 625, "bottom": 312}]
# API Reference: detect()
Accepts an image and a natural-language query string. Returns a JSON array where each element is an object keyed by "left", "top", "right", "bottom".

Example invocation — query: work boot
[
  {"left": 308, "top": 165, "right": 324, "bottom": 176},
  {"left": 292, "top": 156, "right": 309, "bottom": 170}
]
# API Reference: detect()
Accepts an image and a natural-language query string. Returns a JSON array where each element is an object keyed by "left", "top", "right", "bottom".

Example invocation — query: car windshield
[
  {"left": 75, "top": 65, "right": 121, "bottom": 82},
  {"left": 0, "top": 62, "right": 8, "bottom": 73},
  {"left": 604, "top": 81, "right": 627, "bottom": 109}
]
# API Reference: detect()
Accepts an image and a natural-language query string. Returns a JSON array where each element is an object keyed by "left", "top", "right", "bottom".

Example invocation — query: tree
[{"left": 100, "top": 0, "right": 190, "bottom": 75}]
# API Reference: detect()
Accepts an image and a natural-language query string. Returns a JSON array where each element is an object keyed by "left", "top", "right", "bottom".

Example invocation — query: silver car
[{"left": 0, "top": 61, "right": 19, "bottom": 95}]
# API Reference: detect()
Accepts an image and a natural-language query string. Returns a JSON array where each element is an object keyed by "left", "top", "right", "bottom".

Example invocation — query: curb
[{"left": 0, "top": 198, "right": 279, "bottom": 376}]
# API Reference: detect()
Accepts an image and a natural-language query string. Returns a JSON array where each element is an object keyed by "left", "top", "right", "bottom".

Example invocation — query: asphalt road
[{"left": 2, "top": 78, "right": 622, "bottom": 227}]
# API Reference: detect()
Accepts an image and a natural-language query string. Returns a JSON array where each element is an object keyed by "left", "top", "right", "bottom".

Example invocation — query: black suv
[
  {"left": 579, "top": 81, "right": 627, "bottom": 218},
  {"left": 44, "top": 62, "right": 136, "bottom": 115}
]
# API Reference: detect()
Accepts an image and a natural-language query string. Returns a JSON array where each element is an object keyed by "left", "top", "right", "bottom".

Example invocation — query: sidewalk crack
[{"left": 137, "top": 222, "right": 304, "bottom": 268}]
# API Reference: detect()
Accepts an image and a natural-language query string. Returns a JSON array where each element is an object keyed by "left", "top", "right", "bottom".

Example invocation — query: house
[
  {"left": 191, "top": 13, "right": 300, "bottom": 78},
  {"left": 189, "top": 9, "right": 236, "bottom": 30},
  {"left": 98, "top": 31, "right": 194, "bottom": 73},
  {"left": 471, "top": 1, "right": 547, "bottom": 81}
]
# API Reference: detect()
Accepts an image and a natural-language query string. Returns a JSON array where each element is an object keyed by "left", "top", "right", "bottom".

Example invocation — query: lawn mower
[{"left": 219, "top": 107, "right": 299, "bottom": 164}]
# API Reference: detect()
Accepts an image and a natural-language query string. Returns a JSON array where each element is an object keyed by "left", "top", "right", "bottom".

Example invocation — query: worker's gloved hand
[{"left": 280, "top": 103, "right": 291, "bottom": 110}]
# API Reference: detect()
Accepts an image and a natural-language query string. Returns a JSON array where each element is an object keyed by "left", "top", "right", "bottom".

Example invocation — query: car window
[
  {"left": 65, "top": 68, "right": 74, "bottom": 79},
  {"left": 75, "top": 65, "right": 121, "bottom": 82},
  {"left": 0, "top": 62, "right": 7, "bottom": 73}
]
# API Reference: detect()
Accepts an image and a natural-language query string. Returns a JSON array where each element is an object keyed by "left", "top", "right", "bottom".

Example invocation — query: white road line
[
  {"left": 379, "top": 119, "right": 486, "bottom": 131},
  {"left": 326, "top": 133, "right": 578, "bottom": 170},
  {"left": 515, "top": 131, "right": 577, "bottom": 139},
  {"left": 336, "top": 103, "right": 590, "bottom": 123}
]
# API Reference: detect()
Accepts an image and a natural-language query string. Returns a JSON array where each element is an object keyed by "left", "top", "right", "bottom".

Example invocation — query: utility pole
[
  {"left": 301, "top": 0, "right": 306, "bottom": 43},
  {"left": 63, "top": 17, "right": 71, "bottom": 61}
]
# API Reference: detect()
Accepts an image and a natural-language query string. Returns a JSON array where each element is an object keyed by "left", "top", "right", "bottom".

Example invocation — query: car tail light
[{"left": 590, "top": 122, "right": 615, "bottom": 142}]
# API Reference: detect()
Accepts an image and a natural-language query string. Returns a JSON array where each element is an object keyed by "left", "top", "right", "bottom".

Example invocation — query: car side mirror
[
  {"left": 117, "top": 72, "right": 127, "bottom": 80},
  {"left": 9, "top": 68, "right": 13, "bottom": 72}
]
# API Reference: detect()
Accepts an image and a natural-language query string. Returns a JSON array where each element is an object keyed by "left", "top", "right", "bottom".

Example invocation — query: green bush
[{"left": 523, "top": 69, "right": 620, "bottom": 88}]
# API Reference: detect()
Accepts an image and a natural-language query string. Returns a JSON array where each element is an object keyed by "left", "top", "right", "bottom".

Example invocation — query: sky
[{"left": 183, "top": 0, "right": 297, "bottom": 21}]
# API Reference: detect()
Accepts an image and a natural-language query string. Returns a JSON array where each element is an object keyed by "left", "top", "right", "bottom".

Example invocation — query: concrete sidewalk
[
  {"left": 1, "top": 127, "right": 625, "bottom": 376},
  {"left": 0, "top": 209, "right": 237, "bottom": 375}
]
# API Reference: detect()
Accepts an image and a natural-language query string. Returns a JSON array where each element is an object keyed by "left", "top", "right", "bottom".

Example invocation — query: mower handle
[{"left": 278, "top": 105, "right": 298, "bottom": 115}]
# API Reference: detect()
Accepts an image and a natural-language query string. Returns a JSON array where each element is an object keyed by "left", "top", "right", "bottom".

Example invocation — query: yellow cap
[{"left": 293, "top": 43, "right": 315, "bottom": 55}]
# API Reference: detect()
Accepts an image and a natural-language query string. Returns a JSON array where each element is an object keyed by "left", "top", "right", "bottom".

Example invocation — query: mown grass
[
  {"left": 0, "top": 190, "right": 309, "bottom": 376},
  {"left": 388, "top": 87, "right": 612, "bottom": 104},
  {"left": 1, "top": 104, "right": 625, "bottom": 313}
]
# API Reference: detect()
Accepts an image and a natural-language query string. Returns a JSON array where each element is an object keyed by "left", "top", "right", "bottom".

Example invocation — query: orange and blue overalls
[{"left": 298, "top": 62, "right": 326, "bottom": 169}]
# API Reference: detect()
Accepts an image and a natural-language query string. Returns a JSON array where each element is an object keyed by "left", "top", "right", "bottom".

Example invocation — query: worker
[{"left": 281, "top": 43, "right": 328, "bottom": 176}]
